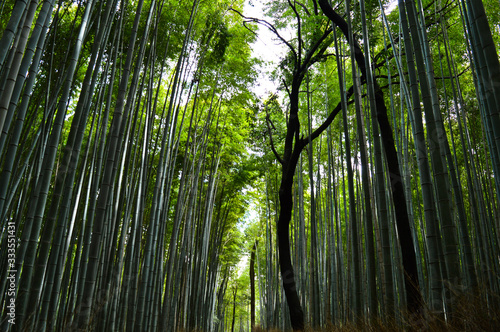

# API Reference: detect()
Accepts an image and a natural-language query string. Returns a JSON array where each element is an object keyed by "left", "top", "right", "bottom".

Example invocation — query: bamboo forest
[{"left": 1, "top": 0, "right": 500, "bottom": 330}]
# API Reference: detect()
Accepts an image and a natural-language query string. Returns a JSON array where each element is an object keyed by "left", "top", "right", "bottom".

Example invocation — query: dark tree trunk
[
  {"left": 374, "top": 90, "right": 423, "bottom": 313},
  {"left": 231, "top": 285, "right": 237, "bottom": 332},
  {"left": 250, "top": 240, "right": 257, "bottom": 331},
  {"left": 255, "top": 7, "right": 334, "bottom": 329},
  {"left": 278, "top": 175, "right": 304, "bottom": 330},
  {"left": 275, "top": 77, "right": 308, "bottom": 330},
  {"left": 318, "top": 0, "right": 423, "bottom": 315}
]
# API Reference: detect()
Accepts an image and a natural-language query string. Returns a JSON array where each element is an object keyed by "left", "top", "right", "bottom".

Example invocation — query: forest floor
[{"left": 255, "top": 290, "right": 500, "bottom": 331}]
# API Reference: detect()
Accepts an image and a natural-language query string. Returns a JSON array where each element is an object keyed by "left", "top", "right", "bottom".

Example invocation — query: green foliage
[
  {"left": 0, "top": 0, "right": 15, "bottom": 32},
  {"left": 2, "top": 0, "right": 500, "bottom": 330}
]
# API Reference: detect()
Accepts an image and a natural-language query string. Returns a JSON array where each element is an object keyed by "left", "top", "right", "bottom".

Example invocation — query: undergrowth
[{"left": 254, "top": 287, "right": 500, "bottom": 331}]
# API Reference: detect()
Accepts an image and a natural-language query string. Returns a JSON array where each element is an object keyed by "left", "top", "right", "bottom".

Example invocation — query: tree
[
  {"left": 318, "top": 0, "right": 424, "bottom": 316},
  {"left": 241, "top": 0, "right": 424, "bottom": 326},
  {"left": 250, "top": 240, "right": 258, "bottom": 331},
  {"left": 232, "top": 4, "right": 340, "bottom": 328}
]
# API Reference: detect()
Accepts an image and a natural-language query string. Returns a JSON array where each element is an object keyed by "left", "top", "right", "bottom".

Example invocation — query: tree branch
[
  {"left": 282, "top": 78, "right": 292, "bottom": 100},
  {"left": 304, "top": 85, "right": 354, "bottom": 144},
  {"left": 229, "top": 7, "right": 298, "bottom": 65},
  {"left": 288, "top": 0, "right": 303, "bottom": 66},
  {"left": 312, "top": 0, "right": 319, "bottom": 15},
  {"left": 295, "top": 0, "right": 311, "bottom": 16},
  {"left": 317, "top": 0, "right": 366, "bottom": 79},
  {"left": 266, "top": 111, "right": 284, "bottom": 164},
  {"left": 292, "top": 27, "right": 333, "bottom": 86},
  {"left": 242, "top": 21, "right": 259, "bottom": 37}
]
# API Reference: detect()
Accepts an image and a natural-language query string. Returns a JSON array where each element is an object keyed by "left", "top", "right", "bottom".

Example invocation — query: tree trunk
[
  {"left": 231, "top": 285, "right": 238, "bottom": 332},
  {"left": 277, "top": 172, "right": 305, "bottom": 330},
  {"left": 318, "top": 0, "right": 423, "bottom": 315},
  {"left": 250, "top": 240, "right": 257, "bottom": 330}
]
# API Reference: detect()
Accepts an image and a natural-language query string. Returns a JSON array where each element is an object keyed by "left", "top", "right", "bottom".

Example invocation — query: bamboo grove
[{"left": 0, "top": 0, "right": 499, "bottom": 331}]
